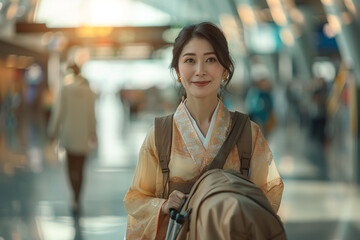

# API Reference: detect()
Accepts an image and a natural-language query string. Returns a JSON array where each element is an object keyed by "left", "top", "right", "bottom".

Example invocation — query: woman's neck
[{"left": 185, "top": 96, "right": 219, "bottom": 128}]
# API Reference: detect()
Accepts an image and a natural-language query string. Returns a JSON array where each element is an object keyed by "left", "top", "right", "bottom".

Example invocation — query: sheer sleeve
[
  {"left": 249, "top": 122, "right": 284, "bottom": 213},
  {"left": 123, "top": 127, "right": 169, "bottom": 240}
]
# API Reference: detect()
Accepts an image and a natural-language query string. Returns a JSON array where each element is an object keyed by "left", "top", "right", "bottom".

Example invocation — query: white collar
[{"left": 183, "top": 99, "right": 220, "bottom": 149}]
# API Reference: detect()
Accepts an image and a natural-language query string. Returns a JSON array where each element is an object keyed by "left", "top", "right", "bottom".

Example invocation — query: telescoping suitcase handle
[{"left": 165, "top": 198, "right": 188, "bottom": 240}]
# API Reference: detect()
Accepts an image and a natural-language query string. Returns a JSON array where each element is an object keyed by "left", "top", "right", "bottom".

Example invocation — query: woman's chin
[{"left": 187, "top": 92, "right": 217, "bottom": 101}]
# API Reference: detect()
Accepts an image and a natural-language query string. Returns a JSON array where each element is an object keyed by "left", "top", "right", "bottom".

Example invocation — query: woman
[
  {"left": 48, "top": 63, "right": 97, "bottom": 215},
  {"left": 124, "top": 22, "right": 283, "bottom": 239}
]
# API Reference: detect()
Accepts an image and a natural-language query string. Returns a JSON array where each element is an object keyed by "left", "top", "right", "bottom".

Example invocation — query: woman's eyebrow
[
  {"left": 182, "top": 53, "right": 195, "bottom": 57},
  {"left": 182, "top": 51, "right": 216, "bottom": 57}
]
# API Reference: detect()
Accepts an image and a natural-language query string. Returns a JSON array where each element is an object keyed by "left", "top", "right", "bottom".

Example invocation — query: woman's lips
[{"left": 192, "top": 81, "right": 210, "bottom": 87}]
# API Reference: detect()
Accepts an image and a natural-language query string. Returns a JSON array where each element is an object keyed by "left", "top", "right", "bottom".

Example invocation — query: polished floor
[{"left": 0, "top": 92, "right": 360, "bottom": 240}]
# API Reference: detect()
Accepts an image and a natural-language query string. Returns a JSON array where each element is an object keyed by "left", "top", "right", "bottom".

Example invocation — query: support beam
[
  {"left": 321, "top": 0, "right": 360, "bottom": 183},
  {"left": 15, "top": 23, "right": 171, "bottom": 50}
]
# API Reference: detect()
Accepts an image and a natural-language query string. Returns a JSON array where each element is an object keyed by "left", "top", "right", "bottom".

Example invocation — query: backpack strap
[
  {"left": 155, "top": 114, "right": 174, "bottom": 198},
  {"left": 232, "top": 112, "right": 252, "bottom": 178},
  {"left": 202, "top": 111, "right": 251, "bottom": 176}
]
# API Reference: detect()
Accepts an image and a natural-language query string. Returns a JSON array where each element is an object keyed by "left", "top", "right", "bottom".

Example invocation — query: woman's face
[{"left": 177, "top": 37, "right": 226, "bottom": 101}]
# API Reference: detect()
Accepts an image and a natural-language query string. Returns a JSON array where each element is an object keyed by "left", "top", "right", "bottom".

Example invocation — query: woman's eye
[
  {"left": 185, "top": 58, "right": 194, "bottom": 63},
  {"left": 206, "top": 57, "right": 217, "bottom": 62}
]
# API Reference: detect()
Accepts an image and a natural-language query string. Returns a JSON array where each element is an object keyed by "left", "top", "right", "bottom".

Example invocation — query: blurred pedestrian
[
  {"left": 309, "top": 77, "right": 328, "bottom": 145},
  {"left": 123, "top": 22, "right": 283, "bottom": 239},
  {"left": 245, "top": 77, "right": 276, "bottom": 136},
  {"left": 48, "top": 63, "right": 97, "bottom": 215}
]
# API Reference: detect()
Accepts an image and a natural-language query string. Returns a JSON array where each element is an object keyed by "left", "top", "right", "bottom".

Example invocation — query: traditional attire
[{"left": 123, "top": 101, "right": 284, "bottom": 240}]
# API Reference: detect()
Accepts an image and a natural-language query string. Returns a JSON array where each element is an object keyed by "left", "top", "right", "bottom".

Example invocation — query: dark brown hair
[
  {"left": 171, "top": 22, "right": 234, "bottom": 88},
  {"left": 67, "top": 63, "right": 80, "bottom": 75}
]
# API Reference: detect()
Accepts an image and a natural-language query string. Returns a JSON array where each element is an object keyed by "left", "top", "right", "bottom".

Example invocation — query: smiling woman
[{"left": 123, "top": 22, "right": 284, "bottom": 240}]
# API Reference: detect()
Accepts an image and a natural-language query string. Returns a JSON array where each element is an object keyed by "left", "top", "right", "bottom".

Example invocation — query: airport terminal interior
[{"left": 1, "top": 0, "right": 360, "bottom": 239}]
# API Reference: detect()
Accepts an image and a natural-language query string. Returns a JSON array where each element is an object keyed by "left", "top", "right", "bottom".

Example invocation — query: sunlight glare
[{"left": 36, "top": 0, "right": 170, "bottom": 27}]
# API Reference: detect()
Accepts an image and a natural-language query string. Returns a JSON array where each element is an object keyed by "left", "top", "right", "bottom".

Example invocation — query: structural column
[{"left": 321, "top": 0, "right": 360, "bottom": 183}]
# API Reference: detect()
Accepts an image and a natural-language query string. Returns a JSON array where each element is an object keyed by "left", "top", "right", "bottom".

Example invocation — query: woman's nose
[{"left": 195, "top": 62, "right": 206, "bottom": 76}]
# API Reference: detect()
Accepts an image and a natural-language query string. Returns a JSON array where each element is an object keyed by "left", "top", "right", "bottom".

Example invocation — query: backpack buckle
[{"left": 241, "top": 153, "right": 251, "bottom": 178}]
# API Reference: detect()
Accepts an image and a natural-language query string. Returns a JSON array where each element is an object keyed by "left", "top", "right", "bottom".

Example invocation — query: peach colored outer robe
[{"left": 123, "top": 102, "right": 284, "bottom": 240}]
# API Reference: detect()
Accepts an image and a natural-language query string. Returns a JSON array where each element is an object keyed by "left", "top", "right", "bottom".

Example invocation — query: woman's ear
[{"left": 223, "top": 70, "right": 228, "bottom": 78}]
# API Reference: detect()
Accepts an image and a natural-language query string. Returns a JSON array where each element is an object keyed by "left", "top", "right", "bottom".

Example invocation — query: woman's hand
[{"left": 161, "top": 190, "right": 187, "bottom": 215}]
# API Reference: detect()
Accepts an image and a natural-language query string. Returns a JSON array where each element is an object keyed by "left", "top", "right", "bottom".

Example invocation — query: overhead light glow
[
  {"left": 327, "top": 14, "right": 342, "bottom": 34},
  {"left": 321, "top": 0, "right": 333, "bottom": 6},
  {"left": 323, "top": 23, "right": 336, "bottom": 38},
  {"left": 237, "top": 4, "right": 257, "bottom": 27},
  {"left": 280, "top": 28, "right": 294, "bottom": 46},
  {"left": 267, "top": 0, "right": 282, "bottom": 6},
  {"left": 35, "top": 0, "right": 170, "bottom": 27},
  {"left": 6, "top": 3, "right": 18, "bottom": 20},
  {"left": 344, "top": 0, "right": 357, "bottom": 15},
  {"left": 270, "top": 6, "right": 287, "bottom": 26},
  {"left": 76, "top": 26, "right": 114, "bottom": 38}
]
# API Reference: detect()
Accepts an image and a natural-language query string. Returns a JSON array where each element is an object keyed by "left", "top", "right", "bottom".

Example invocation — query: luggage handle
[{"left": 165, "top": 198, "right": 188, "bottom": 240}]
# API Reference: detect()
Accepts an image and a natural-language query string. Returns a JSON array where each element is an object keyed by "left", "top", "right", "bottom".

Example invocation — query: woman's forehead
[{"left": 180, "top": 37, "right": 215, "bottom": 55}]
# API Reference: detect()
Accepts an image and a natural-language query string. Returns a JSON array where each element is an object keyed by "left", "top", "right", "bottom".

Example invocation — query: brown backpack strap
[
  {"left": 202, "top": 111, "right": 250, "bottom": 175},
  {"left": 168, "top": 181, "right": 194, "bottom": 196},
  {"left": 235, "top": 112, "right": 252, "bottom": 178},
  {"left": 155, "top": 114, "right": 174, "bottom": 198}
]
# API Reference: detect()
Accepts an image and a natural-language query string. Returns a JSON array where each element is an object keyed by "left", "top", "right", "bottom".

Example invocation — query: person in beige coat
[{"left": 48, "top": 63, "right": 97, "bottom": 215}]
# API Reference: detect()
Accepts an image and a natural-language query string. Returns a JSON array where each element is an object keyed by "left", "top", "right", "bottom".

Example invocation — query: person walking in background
[
  {"left": 245, "top": 76, "right": 276, "bottom": 137},
  {"left": 309, "top": 77, "right": 328, "bottom": 146},
  {"left": 123, "top": 22, "right": 283, "bottom": 239},
  {"left": 48, "top": 63, "right": 97, "bottom": 216}
]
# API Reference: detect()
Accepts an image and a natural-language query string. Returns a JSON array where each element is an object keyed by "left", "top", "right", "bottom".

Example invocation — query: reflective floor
[{"left": 0, "top": 90, "right": 360, "bottom": 240}]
